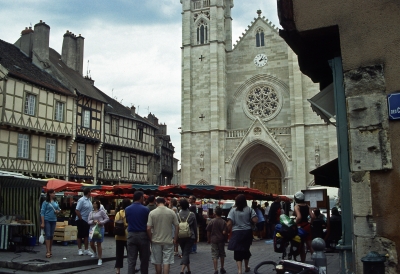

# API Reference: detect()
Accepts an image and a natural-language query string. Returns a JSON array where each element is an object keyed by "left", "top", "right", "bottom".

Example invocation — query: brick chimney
[
  {"left": 14, "top": 27, "right": 34, "bottom": 58},
  {"left": 158, "top": 124, "right": 167, "bottom": 135},
  {"left": 32, "top": 20, "right": 50, "bottom": 67},
  {"left": 130, "top": 106, "right": 136, "bottom": 117},
  {"left": 76, "top": 34, "right": 84, "bottom": 75},
  {"left": 84, "top": 76, "right": 94, "bottom": 85},
  {"left": 61, "top": 30, "right": 85, "bottom": 75},
  {"left": 147, "top": 113, "right": 159, "bottom": 126}
]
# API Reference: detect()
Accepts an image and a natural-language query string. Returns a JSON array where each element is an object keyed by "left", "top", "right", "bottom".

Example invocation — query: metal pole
[{"left": 330, "top": 57, "right": 354, "bottom": 273}]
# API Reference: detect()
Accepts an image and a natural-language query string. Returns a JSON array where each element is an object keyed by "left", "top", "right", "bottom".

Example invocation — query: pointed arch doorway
[{"left": 250, "top": 162, "right": 282, "bottom": 194}]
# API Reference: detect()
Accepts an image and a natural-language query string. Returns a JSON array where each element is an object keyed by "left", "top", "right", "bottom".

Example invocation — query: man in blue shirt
[
  {"left": 126, "top": 191, "right": 150, "bottom": 274},
  {"left": 75, "top": 188, "right": 93, "bottom": 256}
]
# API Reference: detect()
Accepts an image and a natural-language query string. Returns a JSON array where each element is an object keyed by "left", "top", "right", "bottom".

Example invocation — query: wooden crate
[
  {"left": 53, "top": 225, "right": 77, "bottom": 242},
  {"left": 53, "top": 234, "right": 76, "bottom": 241},
  {"left": 55, "top": 225, "right": 77, "bottom": 232}
]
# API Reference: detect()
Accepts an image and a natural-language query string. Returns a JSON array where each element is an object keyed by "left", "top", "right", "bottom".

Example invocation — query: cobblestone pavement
[{"left": 0, "top": 236, "right": 340, "bottom": 274}]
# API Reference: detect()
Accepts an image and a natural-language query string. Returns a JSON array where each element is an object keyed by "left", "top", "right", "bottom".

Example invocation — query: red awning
[{"left": 44, "top": 179, "right": 83, "bottom": 192}]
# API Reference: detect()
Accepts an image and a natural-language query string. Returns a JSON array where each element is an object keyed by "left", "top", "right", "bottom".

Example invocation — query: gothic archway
[{"left": 250, "top": 162, "right": 282, "bottom": 194}]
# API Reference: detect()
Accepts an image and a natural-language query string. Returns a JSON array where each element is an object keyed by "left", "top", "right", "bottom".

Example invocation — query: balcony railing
[
  {"left": 227, "top": 129, "right": 248, "bottom": 138},
  {"left": 226, "top": 127, "right": 291, "bottom": 138}
]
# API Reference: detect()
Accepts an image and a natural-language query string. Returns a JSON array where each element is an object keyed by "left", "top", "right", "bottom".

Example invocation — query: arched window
[
  {"left": 197, "top": 19, "right": 208, "bottom": 44},
  {"left": 256, "top": 28, "right": 265, "bottom": 47}
]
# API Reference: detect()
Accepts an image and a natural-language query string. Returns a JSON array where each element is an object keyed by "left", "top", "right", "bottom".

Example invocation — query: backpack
[
  {"left": 177, "top": 212, "right": 192, "bottom": 238},
  {"left": 113, "top": 211, "right": 126, "bottom": 236}
]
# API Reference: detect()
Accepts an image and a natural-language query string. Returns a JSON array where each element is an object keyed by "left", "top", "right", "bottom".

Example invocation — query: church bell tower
[{"left": 180, "top": 0, "right": 233, "bottom": 185}]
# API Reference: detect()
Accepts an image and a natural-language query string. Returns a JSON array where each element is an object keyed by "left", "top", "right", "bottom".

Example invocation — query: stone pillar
[
  {"left": 288, "top": 49, "right": 306, "bottom": 190},
  {"left": 344, "top": 64, "right": 394, "bottom": 273}
]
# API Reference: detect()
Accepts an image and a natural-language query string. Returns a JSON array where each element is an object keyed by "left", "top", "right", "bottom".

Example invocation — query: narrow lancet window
[
  {"left": 197, "top": 19, "right": 208, "bottom": 45},
  {"left": 256, "top": 28, "right": 265, "bottom": 47}
]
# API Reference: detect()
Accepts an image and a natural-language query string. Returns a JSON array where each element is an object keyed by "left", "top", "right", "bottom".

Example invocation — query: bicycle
[{"left": 254, "top": 259, "right": 318, "bottom": 274}]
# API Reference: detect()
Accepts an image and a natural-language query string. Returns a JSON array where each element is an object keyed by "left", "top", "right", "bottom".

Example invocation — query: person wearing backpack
[
  {"left": 114, "top": 198, "right": 131, "bottom": 274},
  {"left": 177, "top": 198, "right": 198, "bottom": 274}
]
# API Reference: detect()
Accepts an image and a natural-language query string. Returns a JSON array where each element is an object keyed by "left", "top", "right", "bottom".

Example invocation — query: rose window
[{"left": 246, "top": 86, "right": 280, "bottom": 119}]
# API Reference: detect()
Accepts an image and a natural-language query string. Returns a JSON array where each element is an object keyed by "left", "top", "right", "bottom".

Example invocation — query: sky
[{"left": 0, "top": 0, "right": 281, "bottom": 166}]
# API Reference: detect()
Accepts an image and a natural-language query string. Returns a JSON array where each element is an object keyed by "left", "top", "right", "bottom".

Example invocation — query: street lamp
[
  {"left": 253, "top": 181, "right": 255, "bottom": 188},
  {"left": 165, "top": 176, "right": 167, "bottom": 185}
]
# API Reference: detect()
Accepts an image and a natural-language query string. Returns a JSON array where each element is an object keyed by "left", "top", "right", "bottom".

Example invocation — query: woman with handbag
[
  {"left": 114, "top": 198, "right": 131, "bottom": 274},
  {"left": 88, "top": 200, "right": 109, "bottom": 266},
  {"left": 40, "top": 189, "right": 61, "bottom": 258},
  {"left": 226, "top": 194, "right": 258, "bottom": 274}
]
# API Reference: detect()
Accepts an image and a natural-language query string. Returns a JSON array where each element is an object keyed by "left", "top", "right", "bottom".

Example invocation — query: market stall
[{"left": 0, "top": 170, "right": 46, "bottom": 250}]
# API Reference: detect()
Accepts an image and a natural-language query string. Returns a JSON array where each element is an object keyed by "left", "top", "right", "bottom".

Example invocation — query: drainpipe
[{"left": 330, "top": 57, "right": 354, "bottom": 273}]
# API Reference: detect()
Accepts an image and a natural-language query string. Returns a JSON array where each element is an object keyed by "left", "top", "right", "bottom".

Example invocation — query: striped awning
[{"left": 0, "top": 170, "right": 45, "bottom": 240}]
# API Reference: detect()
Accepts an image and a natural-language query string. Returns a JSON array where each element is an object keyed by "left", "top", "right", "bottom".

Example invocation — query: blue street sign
[{"left": 388, "top": 93, "right": 400, "bottom": 120}]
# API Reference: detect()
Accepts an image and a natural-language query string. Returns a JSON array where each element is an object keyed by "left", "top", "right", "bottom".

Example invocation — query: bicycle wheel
[{"left": 253, "top": 261, "right": 277, "bottom": 274}]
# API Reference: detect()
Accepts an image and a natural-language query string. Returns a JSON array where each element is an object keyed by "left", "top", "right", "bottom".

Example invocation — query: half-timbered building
[
  {"left": 13, "top": 21, "right": 108, "bottom": 183},
  {"left": 96, "top": 91, "right": 157, "bottom": 185},
  {"left": 9, "top": 21, "right": 176, "bottom": 185},
  {"left": 147, "top": 114, "right": 175, "bottom": 185},
  {"left": 0, "top": 37, "right": 75, "bottom": 179}
]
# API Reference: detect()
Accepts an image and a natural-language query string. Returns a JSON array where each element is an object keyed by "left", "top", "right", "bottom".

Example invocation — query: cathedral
[{"left": 180, "top": 0, "right": 337, "bottom": 194}]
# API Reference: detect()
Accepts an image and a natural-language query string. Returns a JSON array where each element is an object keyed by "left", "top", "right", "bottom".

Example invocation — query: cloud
[{"left": 0, "top": 0, "right": 282, "bottom": 164}]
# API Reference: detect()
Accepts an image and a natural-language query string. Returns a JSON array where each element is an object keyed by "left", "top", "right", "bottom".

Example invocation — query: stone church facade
[{"left": 180, "top": 0, "right": 337, "bottom": 194}]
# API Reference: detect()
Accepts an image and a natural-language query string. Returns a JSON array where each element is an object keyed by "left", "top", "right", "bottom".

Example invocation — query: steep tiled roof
[
  {"left": 95, "top": 88, "right": 158, "bottom": 129},
  {"left": 0, "top": 39, "right": 73, "bottom": 96},
  {"left": 48, "top": 48, "right": 108, "bottom": 103}
]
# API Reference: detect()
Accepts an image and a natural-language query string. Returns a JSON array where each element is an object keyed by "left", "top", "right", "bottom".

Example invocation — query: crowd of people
[{"left": 41, "top": 188, "right": 342, "bottom": 273}]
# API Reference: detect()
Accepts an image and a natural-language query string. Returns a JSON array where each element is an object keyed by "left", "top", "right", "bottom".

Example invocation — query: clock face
[{"left": 254, "top": 54, "right": 268, "bottom": 67}]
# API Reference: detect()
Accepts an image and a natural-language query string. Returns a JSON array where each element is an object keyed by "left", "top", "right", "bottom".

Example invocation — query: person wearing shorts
[
  {"left": 206, "top": 206, "right": 227, "bottom": 274},
  {"left": 75, "top": 188, "right": 93, "bottom": 256},
  {"left": 147, "top": 197, "right": 179, "bottom": 274}
]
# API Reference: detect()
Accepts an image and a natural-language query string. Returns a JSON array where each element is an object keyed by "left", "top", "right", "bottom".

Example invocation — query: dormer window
[
  {"left": 197, "top": 20, "right": 208, "bottom": 44},
  {"left": 256, "top": 28, "right": 265, "bottom": 47}
]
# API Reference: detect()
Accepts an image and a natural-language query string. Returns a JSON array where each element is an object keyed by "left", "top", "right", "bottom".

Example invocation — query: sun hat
[{"left": 294, "top": 191, "right": 305, "bottom": 201}]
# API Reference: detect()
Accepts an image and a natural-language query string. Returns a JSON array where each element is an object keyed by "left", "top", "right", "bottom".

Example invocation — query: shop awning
[
  {"left": 44, "top": 179, "right": 84, "bottom": 192},
  {"left": 309, "top": 158, "right": 340, "bottom": 188},
  {"left": 307, "top": 83, "right": 336, "bottom": 125}
]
